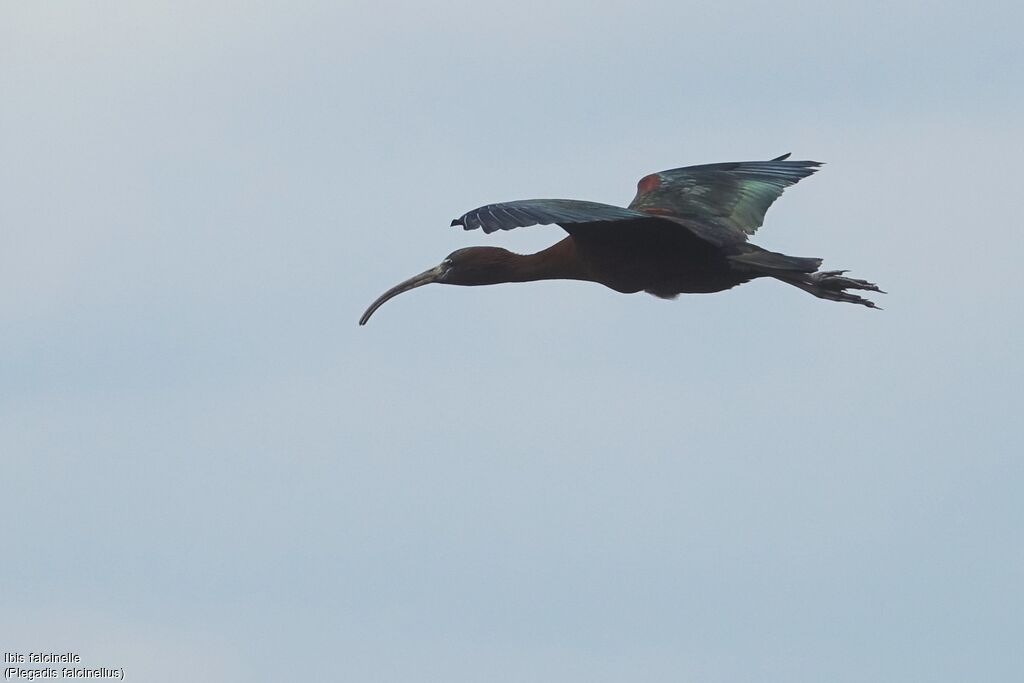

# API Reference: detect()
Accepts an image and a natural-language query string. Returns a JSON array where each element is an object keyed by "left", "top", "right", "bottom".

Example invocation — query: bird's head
[{"left": 358, "top": 247, "right": 514, "bottom": 325}]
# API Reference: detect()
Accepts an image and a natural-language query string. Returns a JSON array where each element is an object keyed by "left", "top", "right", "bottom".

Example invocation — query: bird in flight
[{"left": 359, "top": 154, "right": 882, "bottom": 325}]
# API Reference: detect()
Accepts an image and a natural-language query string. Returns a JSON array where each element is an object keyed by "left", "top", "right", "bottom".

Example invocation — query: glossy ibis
[{"left": 359, "top": 154, "right": 882, "bottom": 325}]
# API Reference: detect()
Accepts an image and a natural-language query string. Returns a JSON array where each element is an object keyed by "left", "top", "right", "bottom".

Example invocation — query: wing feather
[
  {"left": 452, "top": 199, "right": 649, "bottom": 234},
  {"left": 628, "top": 157, "right": 822, "bottom": 243},
  {"left": 452, "top": 156, "right": 821, "bottom": 247}
]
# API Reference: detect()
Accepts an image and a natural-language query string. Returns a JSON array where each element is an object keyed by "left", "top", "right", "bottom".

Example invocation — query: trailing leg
[
  {"left": 727, "top": 244, "right": 884, "bottom": 308},
  {"left": 777, "top": 270, "right": 884, "bottom": 308}
]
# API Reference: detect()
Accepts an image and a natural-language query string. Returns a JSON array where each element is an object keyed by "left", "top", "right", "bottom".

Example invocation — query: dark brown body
[{"left": 567, "top": 233, "right": 754, "bottom": 298}]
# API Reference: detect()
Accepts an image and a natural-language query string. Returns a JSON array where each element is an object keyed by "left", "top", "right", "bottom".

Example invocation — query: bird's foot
[{"left": 808, "top": 270, "right": 885, "bottom": 308}]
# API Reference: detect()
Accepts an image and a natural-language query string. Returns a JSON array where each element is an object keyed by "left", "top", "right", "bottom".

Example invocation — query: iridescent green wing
[
  {"left": 628, "top": 155, "right": 822, "bottom": 246},
  {"left": 452, "top": 199, "right": 649, "bottom": 233}
]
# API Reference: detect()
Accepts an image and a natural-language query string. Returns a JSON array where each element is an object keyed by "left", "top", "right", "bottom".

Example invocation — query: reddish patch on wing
[
  {"left": 640, "top": 207, "right": 676, "bottom": 216},
  {"left": 636, "top": 173, "right": 662, "bottom": 196}
]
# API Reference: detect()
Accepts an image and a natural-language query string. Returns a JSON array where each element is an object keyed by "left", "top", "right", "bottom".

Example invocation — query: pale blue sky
[{"left": 2, "top": 2, "right": 1021, "bottom": 681}]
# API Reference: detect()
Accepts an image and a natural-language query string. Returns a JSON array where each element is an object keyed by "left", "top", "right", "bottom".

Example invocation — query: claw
[
  {"left": 791, "top": 270, "right": 885, "bottom": 308},
  {"left": 811, "top": 271, "right": 883, "bottom": 293}
]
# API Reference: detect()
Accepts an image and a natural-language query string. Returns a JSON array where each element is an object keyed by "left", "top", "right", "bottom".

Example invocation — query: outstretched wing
[
  {"left": 628, "top": 156, "right": 822, "bottom": 244},
  {"left": 451, "top": 199, "right": 648, "bottom": 234}
]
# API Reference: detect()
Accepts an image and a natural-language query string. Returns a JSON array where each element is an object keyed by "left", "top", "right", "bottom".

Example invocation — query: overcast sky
[{"left": 2, "top": 2, "right": 1021, "bottom": 681}]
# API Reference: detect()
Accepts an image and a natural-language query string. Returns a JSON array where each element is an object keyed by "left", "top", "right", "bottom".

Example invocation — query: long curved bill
[{"left": 358, "top": 263, "right": 447, "bottom": 325}]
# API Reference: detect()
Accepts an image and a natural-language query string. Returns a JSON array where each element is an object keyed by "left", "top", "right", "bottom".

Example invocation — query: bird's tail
[
  {"left": 728, "top": 245, "right": 883, "bottom": 308},
  {"left": 729, "top": 247, "right": 823, "bottom": 274}
]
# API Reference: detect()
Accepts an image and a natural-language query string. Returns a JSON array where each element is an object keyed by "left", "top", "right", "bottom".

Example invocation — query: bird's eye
[{"left": 442, "top": 258, "right": 453, "bottom": 267}]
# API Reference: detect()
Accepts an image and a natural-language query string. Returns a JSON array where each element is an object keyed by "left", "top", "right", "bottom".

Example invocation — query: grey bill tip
[{"left": 358, "top": 264, "right": 445, "bottom": 325}]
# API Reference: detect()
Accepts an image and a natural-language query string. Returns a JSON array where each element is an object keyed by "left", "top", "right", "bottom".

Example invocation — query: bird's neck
[
  {"left": 499, "top": 238, "right": 585, "bottom": 284},
  {"left": 448, "top": 239, "right": 587, "bottom": 286}
]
